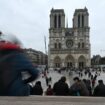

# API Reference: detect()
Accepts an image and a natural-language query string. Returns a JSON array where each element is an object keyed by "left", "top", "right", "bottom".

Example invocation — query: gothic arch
[
  {"left": 78, "top": 55, "right": 86, "bottom": 68},
  {"left": 65, "top": 55, "right": 75, "bottom": 68},
  {"left": 54, "top": 56, "right": 61, "bottom": 68}
]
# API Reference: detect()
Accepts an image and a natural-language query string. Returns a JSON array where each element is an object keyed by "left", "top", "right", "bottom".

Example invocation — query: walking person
[
  {"left": 45, "top": 76, "right": 49, "bottom": 86},
  {"left": 0, "top": 33, "right": 39, "bottom": 96}
]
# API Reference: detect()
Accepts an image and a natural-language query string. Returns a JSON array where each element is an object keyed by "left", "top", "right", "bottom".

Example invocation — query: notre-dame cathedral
[{"left": 48, "top": 7, "right": 91, "bottom": 69}]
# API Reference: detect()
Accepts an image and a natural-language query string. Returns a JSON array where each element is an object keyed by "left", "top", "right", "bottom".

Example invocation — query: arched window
[
  {"left": 54, "top": 15, "right": 57, "bottom": 28},
  {"left": 58, "top": 15, "right": 61, "bottom": 28},
  {"left": 78, "top": 15, "right": 80, "bottom": 27},
  {"left": 82, "top": 42, "right": 84, "bottom": 48},
  {"left": 82, "top": 15, "right": 84, "bottom": 27},
  {"left": 78, "top": 43, "right": 80, "bottom": 48},
  {"left": 58, "top": 43, "right": 61, "bottom": 49},
  {"left": 54, "top": 43, "right": 57, "bottom": 49}
]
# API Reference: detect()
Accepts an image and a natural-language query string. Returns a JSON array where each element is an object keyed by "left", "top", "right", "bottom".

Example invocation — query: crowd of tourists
[{"left": 29, "top": 67, "right": 105, "bottom": 97}]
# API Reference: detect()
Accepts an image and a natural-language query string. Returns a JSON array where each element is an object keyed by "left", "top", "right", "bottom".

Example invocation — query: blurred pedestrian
[{"left": 0, "top": 33, "right": 39, "bottom": 96}]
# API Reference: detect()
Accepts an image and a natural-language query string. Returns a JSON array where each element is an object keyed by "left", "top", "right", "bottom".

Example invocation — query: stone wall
[{"left": 0, "top": 96, "right": 105, "bottom": 105}]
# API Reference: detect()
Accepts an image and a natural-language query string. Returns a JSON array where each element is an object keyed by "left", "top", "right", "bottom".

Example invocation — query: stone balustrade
[{"left": 0, "top": 96, "right": 105, "bottom": 105}]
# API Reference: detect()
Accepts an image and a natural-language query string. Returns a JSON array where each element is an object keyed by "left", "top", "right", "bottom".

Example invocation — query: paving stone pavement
[{"left": 0, "top": 96, "right": 105, "bottom": 105}]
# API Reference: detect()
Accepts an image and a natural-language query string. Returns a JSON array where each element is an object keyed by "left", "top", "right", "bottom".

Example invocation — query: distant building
[
  {"left": 24, "top": 48, "right": 48, "bottom": 66},
  {"left": 48, "top": 7, "right": 91, "bottom": 69},
  {"left": 91, "top": 55, "right": 105, "bottom": 68},
  {"left": 91, "top": 55, "right": 101, "bottom": 67}
]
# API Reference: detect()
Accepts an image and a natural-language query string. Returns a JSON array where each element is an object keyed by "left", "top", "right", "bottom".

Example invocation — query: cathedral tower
[
  {"left": 50, "top": 8, "right": 65, "bottom": 29},
  {"left": 73, "top": 7, "right": 89, "bottom": 28}
]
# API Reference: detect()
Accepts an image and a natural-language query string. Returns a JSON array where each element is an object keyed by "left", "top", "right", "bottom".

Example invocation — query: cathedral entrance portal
[
  {"left": 54, "top": 56, "right": 61, "bottom": 68},
  {"left": 67, "top": 62, "right": 73, "bottom": 67},
  {"left": 79, "top": 62, "right": 84, "bottom": 68},
  {"left": 78, "top": 56, "right": 86, "bottom": 69},
  {"left": 65, "top": 55, "right": 74, "bottom": 68}
]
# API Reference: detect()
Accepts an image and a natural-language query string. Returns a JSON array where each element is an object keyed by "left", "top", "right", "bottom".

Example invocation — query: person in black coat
[
  {"left": 93, "top": 80, "right": 105, "bottom": 96},
  {"left": 32, "top": 81, "right": 43, "bottom": 95},
  {"left": 53, "top": 76, "right": 69, "bottom": 96},
  {"left": 0, "top": 33, "right": 39, "bottom": 96}
]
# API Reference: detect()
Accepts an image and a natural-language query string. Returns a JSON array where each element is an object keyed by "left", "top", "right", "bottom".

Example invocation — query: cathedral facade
[{"left": 48, "top": 7, "right": 91, "bottom": 69}]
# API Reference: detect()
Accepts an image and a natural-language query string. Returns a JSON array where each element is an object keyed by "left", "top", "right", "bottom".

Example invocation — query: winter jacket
[
  {"left": 70, "top": 81, "right": 89, "bottom": 96},
  {"left": 79, "top": 81, "right": 89, "bottom": 96},
  {"left": 46, "top": 88, "right": 53, "bottom": 95},
  {"left": 0, "top": 42, "right": 39, "bottom": 96},
  {"left": 69, "top": 83, "right": 80, "bottom": 96},
  {"left": 93, "top": 83, "right": 105, "bottom": 96},
  {"left": 53, "top": 80, "right": 69, "bottom": 96},
  {"left": 32, "top": 84, "right": 43, "bottom": 95}
]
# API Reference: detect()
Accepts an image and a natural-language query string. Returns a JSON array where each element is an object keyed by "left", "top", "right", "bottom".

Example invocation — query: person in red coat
[{"left": 46, "top": 85, "right": 53, "bottom": 95}]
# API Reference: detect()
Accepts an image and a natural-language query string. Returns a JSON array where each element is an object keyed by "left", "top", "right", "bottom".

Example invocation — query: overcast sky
[{"left": 0, "top": 0, "right": 105, "bottom": 57}]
